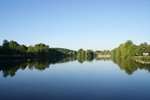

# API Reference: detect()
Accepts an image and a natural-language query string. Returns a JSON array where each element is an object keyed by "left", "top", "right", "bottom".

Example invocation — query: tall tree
[
  {"left": 9, "top": 40, "right": 19, "bottom": 54},
  {"left": 0, "top": 45, "right": 2, "bottom": 54},
  {"left": 2, "top": 39, "right": 10, "bottom": 54}
]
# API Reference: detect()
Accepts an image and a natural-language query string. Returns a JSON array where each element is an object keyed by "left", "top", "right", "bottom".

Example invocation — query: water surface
[{"left": 0, "top": 58, "right": 150, "bottom": 100}]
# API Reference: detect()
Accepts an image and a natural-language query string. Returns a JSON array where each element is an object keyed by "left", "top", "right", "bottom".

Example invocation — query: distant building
[{"left": 143, "top": 52, "right": 149, "bottom": 56}]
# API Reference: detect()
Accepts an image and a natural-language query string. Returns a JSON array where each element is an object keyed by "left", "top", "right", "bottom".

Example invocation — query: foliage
[
  {"left": 52, "top": 48, "right": 77, "bottom": 57},
  {"left": 27, "top": 43, "right": 49, "bottom": 57},
  {"left": 112, "top": 40, "right": 138, "bottom": 58},
  {"left": 1, "top": 39, "right": 150, "bottom": 61},
  {"left": 0, "top": 45, "right": 2, "bottom": 54},
  {"left": 136, "top": 43, "right": 150, "bottom": 56},
  {"left": 95, "top": 50, "right": 111, "bottom": 55},
  {"left": 0, "top": 40, "right": 74, "bottom": 58},
  {"left": 77, "top": 49, "right": 94, "bottom": 63},
  {"left": 1, "top": 40, "right": 27, "bottom": 55}
]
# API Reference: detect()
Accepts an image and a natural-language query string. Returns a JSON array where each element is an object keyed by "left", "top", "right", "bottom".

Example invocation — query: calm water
[{"left": 0, "top": 58, "right": 150, "bottom": 100}]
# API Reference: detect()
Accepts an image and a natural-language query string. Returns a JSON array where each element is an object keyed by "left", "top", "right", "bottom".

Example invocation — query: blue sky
[{"left": 0, "top": 0, "right": 150, "bottom": 50}]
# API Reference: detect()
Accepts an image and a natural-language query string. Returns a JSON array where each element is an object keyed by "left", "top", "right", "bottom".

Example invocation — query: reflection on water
[
  {"left": 1, "top": 57, "right": 150, "bottom": 100},
  {"left": 112, "top": 57, "right": 150, "bottom": 75},
  {"left": 0, "top": 56, "right": 150, "bottom": 77},
  {"left": 0, "top": 57, "right": 75, "bottom": 77}
]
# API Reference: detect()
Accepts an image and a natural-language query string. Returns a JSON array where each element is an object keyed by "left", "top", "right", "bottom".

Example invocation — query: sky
[{"left": 0, "top": 0, "right": 150, "bottom": 50}]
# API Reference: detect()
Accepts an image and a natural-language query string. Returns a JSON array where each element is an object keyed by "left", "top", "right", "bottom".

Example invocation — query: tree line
[
  {"left": 111, "top": 40, "right": 150, "bottom": 59},
  {"left": 0, "top": 40, "right": 75, "bottom": 59},
  {"left": 0, "top": 40, "right": 96, "bottom": 60},
  {"left": 1, "top": 39, "right": 150, "bottom": 60}
]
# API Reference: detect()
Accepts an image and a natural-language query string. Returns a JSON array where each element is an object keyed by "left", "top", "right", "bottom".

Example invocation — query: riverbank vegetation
[
  {"left": 111, "top": 40, "right": 150, "bottom": 60},
  {"left": 0, "top": 39, "right": 150, "bottom": 77},
  {"left": 0, "top": 40, "right": 76, "bottom": 60},
  {"left": 0, "top": 39, "right": 150, "bottom": 63},
  {"left": 0, "top": 40, "right": 95, "bottom": 61}
]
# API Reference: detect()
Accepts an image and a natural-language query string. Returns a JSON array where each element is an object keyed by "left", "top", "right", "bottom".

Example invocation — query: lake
[{"left": 0, "top": 58, "right": 150, "bottom": 100}]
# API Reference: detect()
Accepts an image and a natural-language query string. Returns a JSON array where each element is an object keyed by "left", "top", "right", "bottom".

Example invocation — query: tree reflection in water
[
  {"left": 0, "top": 56, "right": 150, "bottom": 77},
  {"left": 112, "top": 57, "right": 150, "bottom": 75},
  {"left": 0, "top": 57, "right": 76, "bottom": 77}
]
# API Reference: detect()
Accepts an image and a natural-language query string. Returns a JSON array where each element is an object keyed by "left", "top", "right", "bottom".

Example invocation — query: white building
[{"left": 143, "top": 52, "right": 149, "bottom": 56}]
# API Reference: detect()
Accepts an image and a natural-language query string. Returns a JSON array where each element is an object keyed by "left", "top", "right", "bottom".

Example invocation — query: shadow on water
[{"left": 0, "top": 56, "right": 150, "bottom": 77}]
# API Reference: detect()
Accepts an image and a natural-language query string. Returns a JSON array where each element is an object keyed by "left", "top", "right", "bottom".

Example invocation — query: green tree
[
  {"left": 125, "top": 40, "right": 134, "bottom": 57},
  {"left": 17, "top": 45, "right": 28, "bottom": 55},
  {"left": 9, "top": 40, "right": 19, "bottom": 54},
  {"left": 112, "top": 40, "right": 136, "bottom": 58},
  {"left": 27, "top": 45, "right": 35, "bottom": 56},
  {"left": 85, "top": 50, "right": 94, "bottom": 60},
  {"left": 27, "top": 43, "right": 49, "bottom": 57},
  {"left": 77, "top": 49, "right": 85, "bottom": 63},
  {"left": 34, "top": 43, "right": 49, "bottom": 56},
  {"left": 0, "top": 45, "right": 2, "bottom": 54},
  {"left": 136, "top": 43, "right": 149, "bottom": 56},
  {"left": 2, "top": 39, "right": 10, "bottom": 54},
  {"left": 111, "top": 48, "right": 117, "bottom": 58}
]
